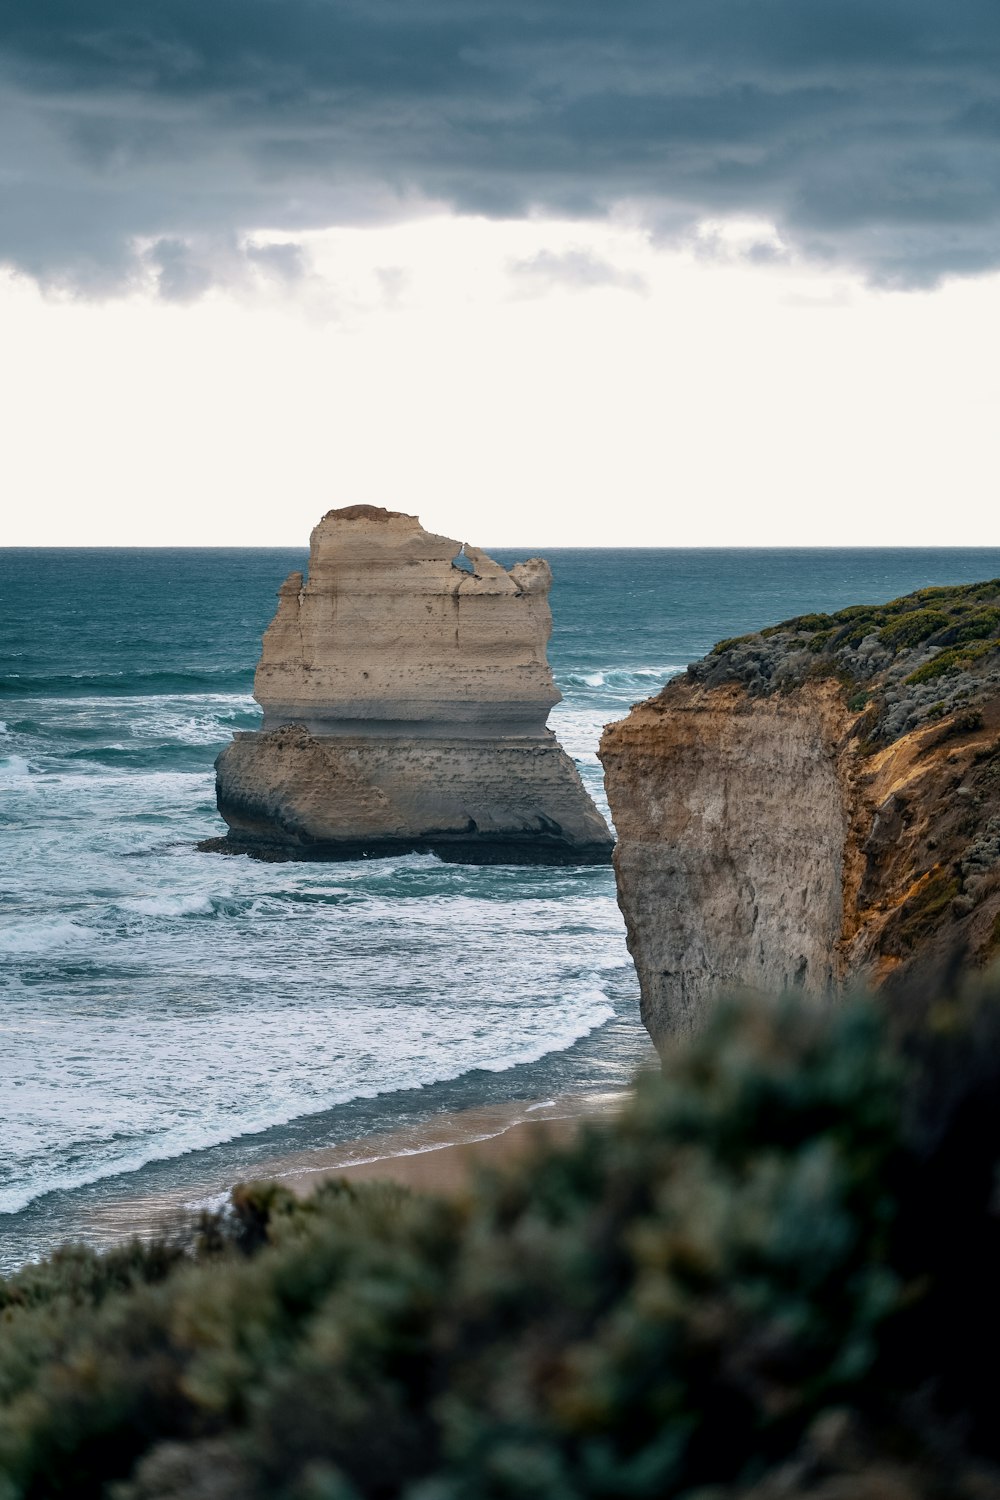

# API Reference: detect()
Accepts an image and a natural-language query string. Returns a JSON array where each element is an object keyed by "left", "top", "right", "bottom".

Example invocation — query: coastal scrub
[
  {"left": 698, "top": 578, "right": 1000, "bottom": 746},
  {"left": 4, "top": 983, "right": 1000, "bottom": 1497}
]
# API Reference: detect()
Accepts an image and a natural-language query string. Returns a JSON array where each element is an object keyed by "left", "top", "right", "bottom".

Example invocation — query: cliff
[
  {"left": 599, "top": 579, "right": 1000, "bottom": 1048},
  {"left": 206, "top": 506, "right": 612, "bottom": 863}
]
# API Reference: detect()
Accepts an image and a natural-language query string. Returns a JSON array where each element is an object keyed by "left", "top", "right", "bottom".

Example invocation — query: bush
[
  {"left": 905, "top": 638, "right": 998, "bottom": 686},
  {"left": 878, "top": 610, "right": 951, "bottom": 651},
  {"left": 5, "top": 986, "right": 1000, "bottom": 1497},
  {"left": 951, "top": 607, "right": 1000, "bottom": 645}
]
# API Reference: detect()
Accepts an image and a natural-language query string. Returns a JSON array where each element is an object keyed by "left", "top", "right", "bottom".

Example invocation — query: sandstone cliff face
[
  {"left": 209, "top": 506, "right": 612, "bottom": 864},
  {"left": 255, "top": 505, "right": 559, "bottom": 738},
  {"left": 600, "top": 580, "right": 1000, "bottom": 1050}
]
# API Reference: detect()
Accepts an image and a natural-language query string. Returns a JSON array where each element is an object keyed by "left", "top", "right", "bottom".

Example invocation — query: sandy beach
[
  {"left": 76, "top": 1090, "right": 629, "bottom": 1250},
  {"left": 269, "top": 1092, "right": 625, "bottom": 1198}
]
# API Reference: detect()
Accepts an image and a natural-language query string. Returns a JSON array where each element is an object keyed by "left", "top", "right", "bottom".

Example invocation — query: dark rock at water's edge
[
  {"left": 198, "top": 831, "right": 613, "bottom": 867},
  {"left": 198, "top": 733, "right": 612, "bottom": 865},
  {"left": 205, "top": 722, "right": 613, "bottom": 866},
  {"left": 600, "top": 577, "right": 1000, "bottom": 1050},
  {"left": 204, "top": 506, "right": 613, "bottom": 865}
]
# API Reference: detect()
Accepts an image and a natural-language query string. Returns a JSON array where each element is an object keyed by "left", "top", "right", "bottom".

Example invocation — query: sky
[{"left": 2, "top": 0, "right": 999, "bottom": 546}]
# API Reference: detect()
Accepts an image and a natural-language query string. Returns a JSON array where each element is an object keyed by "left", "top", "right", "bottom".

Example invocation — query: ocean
[{"left": 3, "top": 546, "right": 1000, "bottom": 1271}]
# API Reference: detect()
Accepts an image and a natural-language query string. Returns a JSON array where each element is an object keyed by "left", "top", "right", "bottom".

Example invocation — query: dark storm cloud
[{"left": 3, "top": 0, "right": 1000, "bottom": 291}]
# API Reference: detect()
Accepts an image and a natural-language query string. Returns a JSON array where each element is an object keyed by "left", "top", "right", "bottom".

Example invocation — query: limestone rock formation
[
  {"left": 207, "top": 505, "right": 612, "bottom": 863},
  {"left": 599, "top": 580, "right": 1000, "bottom": 1051}
]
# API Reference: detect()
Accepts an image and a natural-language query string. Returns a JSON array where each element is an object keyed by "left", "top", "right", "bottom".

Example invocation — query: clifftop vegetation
[
  {"left": 5, "top": 982, "right": 1000, "bottom": 1499},
  {"left": 691, "top": 579, "right": 1000, "bottom": 746},
  {"left": 711, "top": 578, "right": 1000, "bottom": 664}
]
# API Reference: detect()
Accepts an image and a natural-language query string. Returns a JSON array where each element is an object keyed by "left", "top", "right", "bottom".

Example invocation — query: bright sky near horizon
[{"left": 2, "top": 0, "right": 999, "bottom": 548}]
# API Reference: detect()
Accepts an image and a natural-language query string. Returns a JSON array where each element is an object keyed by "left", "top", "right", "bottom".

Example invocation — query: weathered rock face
[
  {"left": 255, "top": 505, "right": 560, "bottom": 738},
  {"left": 601, "top": 680, "right": 850, "bottom": 1040},
  {"left": 600, "top": 580, "right": 1000, "bottom": 1051},
  {"left": 208, "top": 505, "right": 612, "bottom": 864}
]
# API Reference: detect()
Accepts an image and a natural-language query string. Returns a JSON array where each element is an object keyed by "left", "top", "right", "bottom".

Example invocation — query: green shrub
[
  {"left": 878, "top": 610, "right": 951, "bottom": 651},
  {"left": 952, "top": 607, "right": 1000, "bottom": 644},
  {"left": 832, "top": 604, "right": 882, "bottom": 623},
  {"left": 788, "top": 612, "right": 834, "bottom": 632},
  {"left": 905, "top": 638, "right": 999, "bottom": 685},
  {"left": 906, "top": 647, "right": 965, "bottom": 685},
  {"left": 807, "top": 630, "right": 834, "bottom": 653},
  {"left": 6, "top": 987, "right": 1000, "bottom": 1497}
]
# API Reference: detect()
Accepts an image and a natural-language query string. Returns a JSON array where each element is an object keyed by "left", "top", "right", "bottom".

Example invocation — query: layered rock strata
[
  {"left": 207, "top": 505, "right": 612, "bottom": 863},
  {"left": 599, "top": 579, "right": 1000, "bottom": 1050}
]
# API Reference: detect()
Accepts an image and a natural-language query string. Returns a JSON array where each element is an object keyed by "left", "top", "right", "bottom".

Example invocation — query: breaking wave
[
  {"left": 558, "top": 665, "right": 683, "bottom": 696},
  {"left": 0, "top": 986, "right": 616, "bottom": 1217}
]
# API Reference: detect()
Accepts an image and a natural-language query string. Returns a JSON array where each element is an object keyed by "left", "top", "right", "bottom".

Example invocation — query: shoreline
[
  {"left": 76, "top": 1090, "right": 630, "bottom": 1249},
  {"left": 265, "top": 1090, "right": 626, "bottom": 1198}
]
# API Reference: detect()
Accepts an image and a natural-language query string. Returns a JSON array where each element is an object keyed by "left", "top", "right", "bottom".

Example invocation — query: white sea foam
[
  {"left": 0, "top": 981, "right": 620, "bottom": 1216},
  {"left": 0, "top": 753, "right": 33, "bottom": 782},
  {"left": 0, "top": 917, "right": 93, "bottom": 956},
  {"left": 559, "top": 665, "right": 684, "bottom": 695},
  {"left": 120, "top": 893, "right": 215, "bottom": 918}
]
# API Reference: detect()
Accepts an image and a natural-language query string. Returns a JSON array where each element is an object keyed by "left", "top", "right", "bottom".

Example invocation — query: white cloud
[{"left": 1, "top": 213, "right": 998, "bottom": 547}]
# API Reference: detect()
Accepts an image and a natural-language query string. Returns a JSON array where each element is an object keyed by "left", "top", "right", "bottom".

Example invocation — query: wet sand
[
  {"left": 267, "top": 1093, "right": 624, "bottom": 1198},
  {"left": 79, "top": 1091, "right": 628, "bottom": 1248}
]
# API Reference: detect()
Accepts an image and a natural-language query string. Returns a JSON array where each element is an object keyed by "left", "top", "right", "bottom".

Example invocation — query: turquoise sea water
[{"left": 3, "top": 546, "right": 1000, "bottom": 1270}]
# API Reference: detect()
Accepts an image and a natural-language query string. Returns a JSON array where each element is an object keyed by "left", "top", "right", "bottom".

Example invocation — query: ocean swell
[{"left": 0, "top": 985, "right": 616, "bottom": 1217}]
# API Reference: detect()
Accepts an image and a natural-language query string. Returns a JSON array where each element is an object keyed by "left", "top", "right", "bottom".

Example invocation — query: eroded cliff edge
[
  {"left": 599, "top": 580, "right": 1000, "bottom": 1049},
  {"left": 205, "top": 505, "right": 612, "bottom": 864}
]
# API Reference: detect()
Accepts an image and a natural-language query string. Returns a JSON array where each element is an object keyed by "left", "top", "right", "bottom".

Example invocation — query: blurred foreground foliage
[{"left": 5, "top": 982, "right": 1000, "bottom": 1499}]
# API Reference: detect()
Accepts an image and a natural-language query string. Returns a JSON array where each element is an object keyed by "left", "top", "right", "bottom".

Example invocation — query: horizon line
[{"left": 3, "top": 543, "right": 1000, "bottom": 554}]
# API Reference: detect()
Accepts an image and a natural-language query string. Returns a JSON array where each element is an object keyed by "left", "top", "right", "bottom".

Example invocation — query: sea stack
[
  {"left": 207, "top": 505, "right": 613, "bottom": 863},
  {"left": 599, "top": 580, "right": 1000, "bottom": 1051}
]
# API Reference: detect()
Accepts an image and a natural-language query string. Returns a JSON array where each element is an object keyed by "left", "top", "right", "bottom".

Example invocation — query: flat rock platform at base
[{"left": 203, "top": 724, "right": 613, "bottom": 866}]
